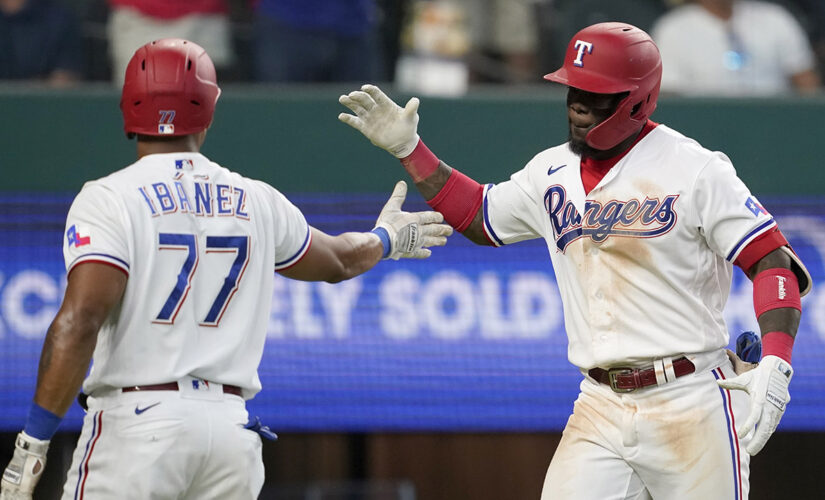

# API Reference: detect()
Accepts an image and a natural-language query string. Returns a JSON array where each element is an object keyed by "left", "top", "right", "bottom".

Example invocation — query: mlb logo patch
[
  {"left": 158, "top": 124, "right": 175, "bottom": 134},
  {"left": 66, "top": 224, "right": 91, "bottom": 247},
  {"left": 175, "top": 159, "right": 194, "bottom": 170},
  {"left": 191, "top": 379, "right": 211, "bottom": 391}
]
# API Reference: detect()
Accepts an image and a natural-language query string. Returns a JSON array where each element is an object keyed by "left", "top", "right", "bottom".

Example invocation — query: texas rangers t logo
[{"left": 573, "top": 40, "right": 594, "bottom": 67}]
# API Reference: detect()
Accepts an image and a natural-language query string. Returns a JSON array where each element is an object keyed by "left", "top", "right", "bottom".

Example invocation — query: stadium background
[{"left": 1, "top": 88, "right": 823, "bottom": 499}]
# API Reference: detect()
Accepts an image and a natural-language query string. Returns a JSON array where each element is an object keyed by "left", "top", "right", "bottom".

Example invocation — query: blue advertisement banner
[{"left": 0, "top": 194, "right": 822, "bottom": 432}]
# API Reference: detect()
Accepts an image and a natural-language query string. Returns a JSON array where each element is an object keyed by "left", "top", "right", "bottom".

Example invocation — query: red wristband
[
  {"left": 753, "top": 268, "right": 801, "bottom": 317},
  {"left": 427, "top": 169, "right": 484, "bottom": 232},
  {"left": 400, "top": 139, "right": 440, "bottom": 182},
  {"left": 762, "top": 331, "right": 794, "bottom": 363}
]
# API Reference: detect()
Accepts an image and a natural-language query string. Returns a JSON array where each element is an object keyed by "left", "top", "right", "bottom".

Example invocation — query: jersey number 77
[{"left": 153, "top": 233, "right": 250, "bottom": 326}]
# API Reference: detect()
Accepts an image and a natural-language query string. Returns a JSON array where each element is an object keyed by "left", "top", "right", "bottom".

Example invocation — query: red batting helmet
[
  {"left": 544, "top": 22, "right": 662, "bottom": 150},
  {"left": 120, "top": 38, "right": 221, "bottom": 137}
]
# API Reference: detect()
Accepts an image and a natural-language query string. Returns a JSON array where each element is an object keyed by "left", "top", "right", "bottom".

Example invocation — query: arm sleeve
[
  {"left": 64, "top": 182, "right": 130, "bottom": 275},
  {"left": 693, "top": 153, "right": 776, "bottom": 262},
  {"left": 251, "top": 180, "right": 311, "bottom": 270},
  {"left": 482, "top": 165, "right": 544, "bottom": 246}
]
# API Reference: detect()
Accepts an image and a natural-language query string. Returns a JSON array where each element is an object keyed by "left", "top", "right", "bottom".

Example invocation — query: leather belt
[
  {"left": 122, "top": 382, "right": 243, "bottom": 397},
  {"left": 588, "top": 357, "right": 695, "bottom": 393}
]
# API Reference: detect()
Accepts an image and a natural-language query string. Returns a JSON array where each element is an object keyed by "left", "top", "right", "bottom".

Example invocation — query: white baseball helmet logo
[{"left": 573, "top": 40, "right": 593, "bottom": 67}]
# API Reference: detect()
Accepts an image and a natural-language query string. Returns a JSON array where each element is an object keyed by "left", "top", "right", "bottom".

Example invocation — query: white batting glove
[
  {"left": 717, "top": 355, "right": 793, "bottom": 455},
  {"left": 338, "top": 84, "right": 421, "bottom": 158},
  {"left": 374, "top": 181, "right": 452, "bottom": 260},
  {"left": 0, "top": 432, "right": 50, "bottom": 500}
]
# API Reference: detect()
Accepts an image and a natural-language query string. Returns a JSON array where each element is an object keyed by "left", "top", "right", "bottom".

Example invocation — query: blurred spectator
[
  {"left": 107, "top": 0, "right": 235, "bottom": 85},
  {"left": 786, "top": 0, "right": 825, "bottom": 75},
  {"left": 651, "top": 0, "right": 821, "bottom": 95},
  {"left": 459, "top": 0, "right": 540, "bottom": 83},
  {"left": 395, "top": 0, "right": 471, "bottom": 96},
  {"left": 252, "top": 0, "right": 384, "bottom": 83},
  {"left": 0, "top": 0, "right": 83, "bottom": 85}
]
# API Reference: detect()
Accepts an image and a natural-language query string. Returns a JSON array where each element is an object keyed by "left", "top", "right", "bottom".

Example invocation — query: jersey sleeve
[
  {"left": 693, "top": 153, "right": 777, "bottom": 263},
  {"left": 64, "top": 182, "right": 130, "bottom": 276},
  {"left": 252, "top": 180, "right": 311, "bottom": 271},
  {"left": 482, "top": 165, "right": 544, "bottom": 246}
]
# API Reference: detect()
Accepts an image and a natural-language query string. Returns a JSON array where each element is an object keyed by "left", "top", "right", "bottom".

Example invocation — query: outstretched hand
[
  {"left": 339, "top": 84, "right": 421, "bottom": 158},
  {"left": 374, "top": 181, "right": 452, "bottom": 260}
]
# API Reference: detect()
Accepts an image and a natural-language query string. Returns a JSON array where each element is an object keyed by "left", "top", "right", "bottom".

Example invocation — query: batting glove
[
  {"left": 717, "top": 355, "right": 793, "bottom": 455},
  {"left": 338, "top": 84, "right": 421, "bottom": 158},
  {"left": 374, "top": 181, "right": 452, "bottom": 260},
  {"left": 0, "top": 432, "right": 50, "bottom": 500}
]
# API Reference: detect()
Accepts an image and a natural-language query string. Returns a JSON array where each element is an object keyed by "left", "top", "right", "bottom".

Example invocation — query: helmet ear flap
[
  {"left": 585, "top": 93, "right": 640, "bottom": 150},
  {"left": 581, "top": 70, "right": 661, "bottom": 150}
]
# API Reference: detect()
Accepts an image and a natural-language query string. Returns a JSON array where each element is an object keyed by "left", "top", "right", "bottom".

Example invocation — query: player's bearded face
[
  {"left": 568, "top": 129, "right": 595, "bottom": 156},
  {"left": 565, "top": 88, "right": 625, "bottom": 156}
]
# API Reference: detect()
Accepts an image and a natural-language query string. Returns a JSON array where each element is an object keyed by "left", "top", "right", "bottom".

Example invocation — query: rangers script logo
[{"left": 544, "top": 185, "right": 679, "bottom": 252}]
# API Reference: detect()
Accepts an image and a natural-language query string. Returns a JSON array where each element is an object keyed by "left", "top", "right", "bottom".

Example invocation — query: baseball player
[
  {"left": 0, "top": 38, "right": 451, "bottom": 500},
  {"left": 338, "top": 22, "right": 810, "bottom": 500}
]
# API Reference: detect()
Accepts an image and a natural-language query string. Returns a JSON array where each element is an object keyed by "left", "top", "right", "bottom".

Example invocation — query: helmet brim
[{"left": 544, "top": 67, "right": 638, "bottom": 95}]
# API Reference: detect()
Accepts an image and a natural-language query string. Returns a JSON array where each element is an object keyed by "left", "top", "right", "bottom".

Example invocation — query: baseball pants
[
  {"left": 541, "top": 350, "right": 751, "bottom": 500},
  {"left": 61, "top": 378, "right": 264, "bottom": 500}
]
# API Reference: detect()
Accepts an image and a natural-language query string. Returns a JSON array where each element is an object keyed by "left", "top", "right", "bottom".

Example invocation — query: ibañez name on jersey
[
  {"left": 544, "top": 185, "right": 679, "bottom": 252},
  {"left": 137, "top": 180, "right": 250, "bottom": 220}
]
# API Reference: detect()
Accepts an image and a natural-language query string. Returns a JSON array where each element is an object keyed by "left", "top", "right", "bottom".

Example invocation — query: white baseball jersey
[
  {"left": 482, "top": 124, "right": 775, "bottom": 369},
  {"left": 63, "top": 152, "right": 310, "bottom": 398}
]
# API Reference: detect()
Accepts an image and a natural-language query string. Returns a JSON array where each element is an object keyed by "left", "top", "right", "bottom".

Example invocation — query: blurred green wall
[{"left": 1, "top": 86, "right": 823, "bottom": 195}]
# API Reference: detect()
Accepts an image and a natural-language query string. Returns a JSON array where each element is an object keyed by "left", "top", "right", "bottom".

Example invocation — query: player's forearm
[
  {"left": 33, "top": 312, "right": 98, "bottom": 416},
  {"left": 280, "top": 229, "right": 383, "bottom": 283},
  {"left": 757, "top": 309, "right": 800, "bottom": 340},
  {"left": 413, "top": 162, "right": 452, "bottom": 200},
  {"left": 749, "top": 248, "right": 801, "bottom": 339},
  {"left": 409, "top": 160, "right": 490, "bottom": 246},
  {"left": 328, "top": 232, "right": 384, "bottom": 282}
]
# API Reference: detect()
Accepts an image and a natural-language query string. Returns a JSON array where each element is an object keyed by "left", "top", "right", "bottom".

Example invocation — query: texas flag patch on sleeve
[
  {"left": 745, "top": 196, "right": 768, "bottom": 217},
  {"left": 66, "top": 224, "right": 91, "bottom": 247}
]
